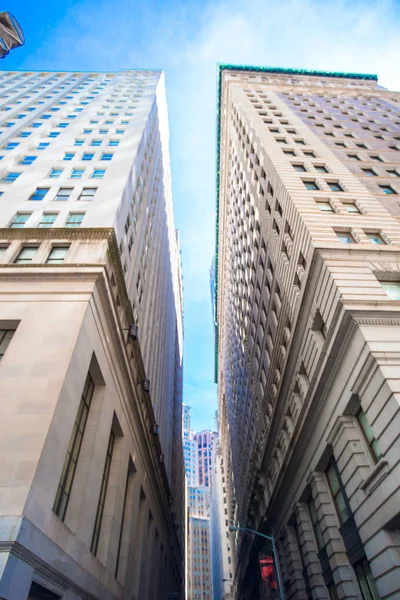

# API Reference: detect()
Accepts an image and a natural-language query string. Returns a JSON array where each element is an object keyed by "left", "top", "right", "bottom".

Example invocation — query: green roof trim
[{"left": 213, "top": 63, "right": 378, "bottom": 383}]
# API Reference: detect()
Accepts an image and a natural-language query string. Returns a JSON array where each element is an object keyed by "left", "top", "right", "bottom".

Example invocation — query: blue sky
[{"left": 5, "top": 0, "right": 400, "bottom": 431}]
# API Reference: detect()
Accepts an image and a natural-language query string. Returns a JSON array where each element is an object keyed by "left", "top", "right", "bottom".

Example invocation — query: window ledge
[{"left": 360, "top": 459, "right": 388, "bottom": 492}]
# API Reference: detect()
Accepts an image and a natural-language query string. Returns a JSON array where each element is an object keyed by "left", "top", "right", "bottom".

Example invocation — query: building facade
[
  {"left": 215, "top": 65, "right": 400, "bottom": 600},
  {"left": 0, "top": 69, "right": 184, "bottom": 599},
  {"left": 182, "top": 406, "right": 215, "bottom": 599}
]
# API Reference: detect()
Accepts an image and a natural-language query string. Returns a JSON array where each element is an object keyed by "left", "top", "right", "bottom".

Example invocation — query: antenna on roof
[{"left": 0, "top": 12, "right": 25, "bottom": 58}]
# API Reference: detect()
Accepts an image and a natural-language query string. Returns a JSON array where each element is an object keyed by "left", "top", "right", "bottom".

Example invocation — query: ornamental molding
[
  {"left": 354, "top": 318, "right": 400, "bottom": 326},
  {"left": 0, "top": 226, "right": 115, "bottom": 241}
]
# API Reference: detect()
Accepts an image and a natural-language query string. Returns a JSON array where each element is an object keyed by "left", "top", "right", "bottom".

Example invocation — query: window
[
  {"left": 83, "top": 129, "right": 93, "bottom": 134},
  {"left": 328, "top": 182, "right": 343, "bottom": 192},
  {"left": 303, "top": 150, "right": 316, "bottom": 157},
  {"left": 379, "top": 185, "right": 397, "bottom": 195},
  {"left": 48, "top": 132, "right": 60, "bottom": 138},
  {"left": 343, "top": 203, "right": 360, "bottom": 214},
  {"left": 336, "top": 231, "right": 354, "bottom": 244},
  {"left": 283, "top": 150, "right": 296, "bottom": 156},
  {"left": 357, "top": 408, "right": 382, "bottom": 463},
  {"left": 38, "top": 213, "right": 57, "bottom": 228},
  {"left": 304, "top": 181, "right": 319, "bottom": 191},
  {"left": 30, "top": 187, "right": 49, "bottom": 201},
  {"left": 109, "top": 140, "right": 119, "bottom": 146},
  {"left": 0, "top": 329, "right": 15, "bottom": 360},
  {"left": 293, "top": 164, "right": 306, "bottom": 172},
  {"left": 369, "top": 155, "right": 383, "bottom": 162},
  {"left": 115, "top": 129, "right": 125, "bottom": 134},
  {"left": 65, "top": 213, "right": 84, "bottom": 228},
  {"left": 308, "top": 496, "right": 324, "bottom": 550},
  {"left": 79, "top": 188, "right": 97, "bottom": 200},
  {"left": 314, "top": 165, "right": 328, "bottom": 173},
  {"left": 19, "top": 131, "right": 31, "bottom": 138},
  {"left": 99, "top": 129, "right": 108, "bottom": 134},
  {"left": 49, "top": 168, "right": 63, "bottom": 179},
  {"left": 37, "top": 143, "right": 50, "bottom": 150},
  {"left": 5, "top": 142, "right": 18, "bottom": 150},
  {"left": 55, "top": 188, "right": 73, "bottom": 201},
  {"left": 74, "top": 139, "right": 84, "bottom": 146},
  {"left": 91, "top": 139, "right": 102, "bottom": 146},
  {"left": 0, "top": 246, "right": 8, "bottom": 260},
  {"left": 354, "top": 560, "right": 381, "bottom": 600},
  {"left": 46, "top": 246, "right": 70, "bottom": 264},
  {"left": 14, "top": 246, "right": 39, "bottom": 264},
  {"left": 71, "top": 168, "right": 84, "bottom": 179},
  {"left": 3, "top": 172, "right": 20, "bottom": 183},
  {"left": 317, "top": 201, "right": 334, "bottom": 213},
  {"left": 366, "top": 232, "right": 385, "bottom": 245},
  {"left": 386, "top": 170, "right": 400, "bottom": 178},
  {"left": 92, "top": 169, "right": 105, "bottom": 179},
  {"left": 82, "top": 152, "right": 94, "bottom": 161},
  {"left": 101, "top": 153, "right": 113, "bottom": 161},
  {"left": 347, "top": 154, "right": 360, "bottom": 161},
  {"left": 381, "top": 282, "right": 400, "bottom": 300},
  {"left": 9, "top": 213, "right": 31, "bottom": 228},
  {"left": 54, "top": 373, "right": 95, "bottom": 520},
  {"left": 91, "top": 430, "right": 115, "bottom": 554},
  {"left": 20, "top": 155, "right": 37, "bottom": 165},
  {"left": 326, "top": 460, "right": 351, "bottom": 524},
  {"left": 362, "top": 168, "right": 377, "bottom": 177},
  {"left": 63, "top": 152, "right": 75, "bottom": 161}
]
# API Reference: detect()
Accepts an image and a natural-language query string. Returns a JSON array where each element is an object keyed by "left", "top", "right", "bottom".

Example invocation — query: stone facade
[
  {"left": 215, "top": 65, "right": 400, "bottom": 599},
  {"left": 0, "top": 70, "right": 184, "bottom": 599}
]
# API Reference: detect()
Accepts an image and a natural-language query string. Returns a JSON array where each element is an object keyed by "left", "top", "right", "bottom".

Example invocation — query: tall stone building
[
  {"left": 215, "top": 64, "right": 400, "bottom": 600},
  {"left": 182, "top": 406, "right": 215, "bottom": 599},
  {"left": 0, "top": 69, "right": 184, "bottom": 599}
]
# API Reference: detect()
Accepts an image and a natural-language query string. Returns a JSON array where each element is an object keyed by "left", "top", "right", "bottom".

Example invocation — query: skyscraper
[
  {"left": 215, "top": 64, "right": 400, "bottom": 599},
  {"left": 182, "top": 405, "right": 215, "bottom": 599},
  {"left": 0, "top": 69, "right": 184, "bottom": 599}
]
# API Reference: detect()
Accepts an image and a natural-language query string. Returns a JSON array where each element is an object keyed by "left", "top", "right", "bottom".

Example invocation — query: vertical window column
[
  {"left": 294, "top": 503, "right": 329, "bottom": 599},
  {"left": 131, "top": 488, "right": 147, "bottom": 599},
  {"left": 115, "top": 458, "right": 139, "bottom": 584},
  {"left": 91, "top": 429, "right": 115, "bottom": 555},
  {"left": 308, "top": 471, "right": 361, "bottom": 599}
]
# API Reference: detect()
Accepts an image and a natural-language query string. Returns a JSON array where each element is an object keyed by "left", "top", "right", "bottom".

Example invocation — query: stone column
[
  {"left": 282, "top": 525, "right": 308, "bottom": 600},
  {"left": 308, "top": 471, "right": 361, "bottom": 600},
  {"left": 295, "top": 503, "right": 329, "bottom": 600}
]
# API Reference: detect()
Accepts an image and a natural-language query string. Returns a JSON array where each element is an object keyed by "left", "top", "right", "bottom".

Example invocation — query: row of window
[
  {"left": 7, "top": 211, "right": 85, "bottom": 229},
  {"left": 303, "top": 179, "right": 397, "bottom": 195},
  {"left": 2, "top": 170, "right": 105, "bottom": 183}
]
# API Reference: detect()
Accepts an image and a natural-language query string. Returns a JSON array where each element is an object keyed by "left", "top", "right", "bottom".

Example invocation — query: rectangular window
[
  {"left": 30, "top": 187, "right": 49, "bottom": 201},
  {"left": 46, "top": 246, "right": 70, "bottom": 264},
  {"left": 3, "top": 171, "right": 21, "bottom": 183},
  {"left": 37, "top": 143, "right": 49, "bottom": 150},
  {"left": 386, "top": 170, "right": 400, "bottom": 178},
  {"left": 381, "top": 281, "right": 400, "bottom": 300},
  {"left": 91, "top": 139, "right": 102, "bottom": 146},
  {"left": 357, "top": 408, "right": 382, "bottom": 463},
  {"left": 99, "top": 129, "right": 108, "bottom": 134},
  {"left": 317, "top": 201, "right": 334, "bottom": 213},
  {"left": 38, "top": 213, "right": 57, "bottom": 228},
  {"left": 369, "top": 155, "right": 383, "bottom": 162},
  {"left": 347, "top": 154, "right": 360, "bottom": 160},
  {"left": 9, "top": 213, "right": 31, "bottom": 228},
  {"left": 63, "top": 152, "right": 75, "bottom": 161},
  {"left": 65, "top": 213, "right": 84, "bottom": 228},
  {"left": 315, "top": 165, "right": 328, "bottom": 173},
  {"left": 328, "top": 182, "right": 344, "bottom": 192},
  {"left": 92, "top": 169, "right": 105, "bottom": 179},
  {"left": 362, "top": 168, "right": 377, "bottom": 177},
  {"left": 19, "top": 131, "right": 31, "bottom": 138},
  {"left": 14, "top": 246, "right": 39, "bottom": 264},
  {"left": 304, "top": 181, "right": 319, "bottom": 191},
  {"left": 82, "top": 152, "right": 94, "bottom": 161},
  {"left": 49, "top": 168, "right": 63, "bottom": 178},
  {"left": 379, "top": 185, "right": 397, "bottom": 195},
  {"left": 54, "top": 373, "right": 95, "bottom": 520},
  {"left": 336, "top": 231, "right": 354, "bottom": 243},
  {"left": 293, "top": 164, "right": 306, "bottom": 172},
  {"left": 74, "top": 139, "right": 84, "bottom": 146},
  {"left": 354, "top": 560, "right": 381, "bottom": 600},
  {"left": 343, "top": 203, "right": 360, "bottom": 214},
  {"left": 79, "top": 188, "right": 97, "bottom": 200},
  {"left": 115, "top": 129, "right": 125, "bottom": 135},
  {"left": 71, "top": 169, "right": 84, "bottom": 179},
  {"left": 20, "top": 155, "right": 37, "bottom": 165},
  {"left": 0, "top": 329, "right": 15, "bottom": 360},
  {"left": 326, "top": 460, "right": 351, "bottom": 524},
  {"left": 366, "top": 232, "right": 385, "bottom": 245},
  {"left": 308, "top": 496, "right": 324, "bottom": 550},
  {"left": 54, "top": 188, "right": 73, "bottom": 201},
  {"left": 109, "top": 140, "right": 119, "bottom": 146},
  {"left": 101, "top": 153, "right": 113, "bottom": 161},
  {"left": 91, "top": 430, "right": 115, "bottom": 554},
  {"left": 48, "top": 132, "right": 60, "bottom": 138},
  {"left": 5, "top": 142, "right": 19, "bottom": 150}
]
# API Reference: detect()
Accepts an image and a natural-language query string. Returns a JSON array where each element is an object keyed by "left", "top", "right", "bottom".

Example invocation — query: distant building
[
  {"left": 183, "top": 405, "right": 215, "bottom": 599},
  {"left": 215, "top": 64, "right": 400, "bottom": 599},
  {"left": 0, "top": 68, "right": 184, "bottom": 600}
]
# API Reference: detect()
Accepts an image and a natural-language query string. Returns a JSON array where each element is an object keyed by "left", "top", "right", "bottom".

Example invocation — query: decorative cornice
[{"left": 0, "top": 227, "right": 115, "bottom": 241}]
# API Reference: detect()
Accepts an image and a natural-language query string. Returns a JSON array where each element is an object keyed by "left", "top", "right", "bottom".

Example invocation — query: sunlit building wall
[
  {"left": 216, "top": 64, "right": 400, "bottom": 600},
  {"left": 0, "top": 68, "right": 184, "bottom": 600}
]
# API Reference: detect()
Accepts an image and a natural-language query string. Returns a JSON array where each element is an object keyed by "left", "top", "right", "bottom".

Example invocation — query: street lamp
[{"left": 228, "top": 525, "right": 285, "bottom": 600}]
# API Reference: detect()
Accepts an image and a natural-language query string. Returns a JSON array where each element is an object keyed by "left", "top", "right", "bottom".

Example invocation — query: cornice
[{"left": 0, "top": 227, "right": 115, "bottom": 241}]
